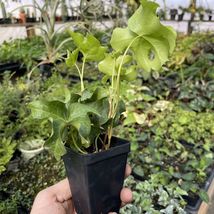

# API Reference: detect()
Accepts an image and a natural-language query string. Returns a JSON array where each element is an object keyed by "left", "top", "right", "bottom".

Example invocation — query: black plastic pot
[
  {"left": 38, "top": 63, "right": 54, "bottom": 79},
  {"left": 170, "top": 14, "right": 176, "bottom": 20},
  {"left": 170, "top": 9, "right": 178, "bottom": 21},
  {"left": 0, "top": 62, "right": 26, "bottom": 80},
  {"left": 0, "top": 62, "right": 21, "bottom": 72},
  {"left": 26, "top": 17, "right": 37, "bottom": 23},
  {"left": 0, "top": 18, "right": 11, "bottom": 24},
  {"left": 184, "top": 170, "right": 214, "bottom": 214},
  {"left": 200, "top": 14, "right": 204, "bottom": 21},
  {"left": 63, "top": 137, "right": 130, "bottom": 214},
  {"left": 178, "top": 13, "right": 184, "bottom": 21}
]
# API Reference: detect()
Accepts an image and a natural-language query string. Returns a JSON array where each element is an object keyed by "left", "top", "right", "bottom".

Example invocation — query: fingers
[
  {"left": 120, "top": 188, "right": 133, "bottom": 207},
  {"left": 125, "top": 164, "right": 132, "bottom": 178},
  {"left": 62, "top": 199, "right": 74, "bottom": 212},
  {"left": 108, "top": 187, "right": 133, "bottom": 214},
  {"left": 46, "top": 178, "right": 72, "bottom": 202}
]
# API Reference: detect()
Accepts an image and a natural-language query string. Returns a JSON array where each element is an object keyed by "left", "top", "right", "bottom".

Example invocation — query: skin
[{"left": 31, "top": 164, "right": 132, "bottom": 214}]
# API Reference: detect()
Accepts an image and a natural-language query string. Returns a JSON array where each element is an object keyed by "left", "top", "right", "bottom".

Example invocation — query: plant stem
[
  {"left": 106, "top": 35, "right": 141, "bottom": 148},
  {"left": 80, "top": 57, "right": 86, "bottom": 92},
  {"left": 113, "top": 35, "right": 141, "bottom": 116},
  {"left": 71, "top": 135, "right": 87, "bottom": 154},
  {"left": 75, "top": 64, "right": 81, "bottom": 80}
]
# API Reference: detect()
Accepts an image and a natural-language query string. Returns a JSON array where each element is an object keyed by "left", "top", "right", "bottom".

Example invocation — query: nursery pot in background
[
  {"left": 19, "top": 139, "right": 44, "bottom": 161},
  {"left": 38, "top": 63, "right": 54, "bottom": 79},
  {"left": 170, "top": 9, "right": 178, "bottom": 20},
  {"left": 178, "top": 13, "right": 184, "bottom": 21},
  {"left": 199, "top": 14, "right": 204, "bottom": 21},
  {"left": 63, "top": 137, "right": 130, "bottom": 214}
]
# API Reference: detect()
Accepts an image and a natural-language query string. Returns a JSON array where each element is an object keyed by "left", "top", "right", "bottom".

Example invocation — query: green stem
[
  {"left": 71, "top": 135, "right": 87, "bottom": 154},
  {"left": 80, "top": 57, "right": 86, "bottom": 92},
  {"left": 113, "top": 35, "right": 141, "bottom": 115},
  {"left": 106, "top": 35, "right": 141, "bottom": 147},
  {"left": 94, "top": 135, "right": 100, "bottom": 153},
  {"left": 75, "top": 64, "right": 81, "bottom": 79}
]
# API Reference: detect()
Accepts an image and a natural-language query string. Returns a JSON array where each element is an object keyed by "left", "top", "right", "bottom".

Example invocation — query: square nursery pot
[
  {"left": 38, "top": 63, "right": 54, "bottom": 79},
  {"left": 184, "top": 169, "right": 214, "bottom": 214},
  {"left": 63, "top": 136, "right": 130, "bottom": 214}
]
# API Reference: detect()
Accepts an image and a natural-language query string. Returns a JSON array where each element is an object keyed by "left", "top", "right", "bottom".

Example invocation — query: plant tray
[{"left": 185, "top": 169, "right": 214, "bottom": 214}]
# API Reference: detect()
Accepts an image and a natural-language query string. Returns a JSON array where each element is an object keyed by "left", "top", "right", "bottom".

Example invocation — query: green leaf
[
  {"left": 133, "top": 165, "right": 144, "bottom": 178},
  {"left": 48, "top": 87, "right": 71, "bottom": 103},
  {"left": 175, "top": 187, "right": 188, "bottom": 196},
  {"left": 116, "top": 55, "right": 132, "bottom": 68},
  {"left": 199, "top": 190, "right": 209, "bottom": 203},
  {"left": 110, "top": 27, "right": 135, "bottom": 52},
  {"left": 68, "top": 103, "right": 100, "bottom": 121},
  {"left": 45, "top": 120, "right": 66, "bottom": 160},
  {"left": 128, "top": 1, "right": 159, "bottom": 36},
  {"left": 113, "top": 100, "right": 126, "bottom": 126},
  {"left": 182, "top": 172, "right": 195, "bottom": 181},
  {"left": 80, "top": 90, "right": 93, "bottom": 102},
  {"left": 69, "top": 31, "right": 84, "bottom": 47},
  {"left": 70, "top": 31, "right": 107, "bottom": 61},
  {"left": 29, "top": 100, "right": 67, "bottom": 121},
  {"left": 110, "top": 0, "right": 176, "bottom": 72},
  {"left": 98, "top": 54, "right": 115, "bottom": 76},
  {"left": 132, "top": 38, "right": 162, "bottom": 71},
  {"left": 81, "top": 34, "right": 107, "bottom": 61},
  {"left": 71, "top": 116, "right": 91, "bottom": 139},
  {"left": 88, "top": 98, "right": 109, "bottom": 125},
  {"left": 70, "top": 93, "right": 81, "bottom": 103},
  {"left": 66, "top": 49, "right": 79, "bottom": 67},
  {"left": 124, "top": 112, "right": 146, "bottom": 125},
  {"left": 122, "top": 66, "right": 137, "bottom": 81}
]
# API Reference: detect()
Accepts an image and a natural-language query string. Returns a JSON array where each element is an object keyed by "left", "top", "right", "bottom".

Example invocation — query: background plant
[{"left": 121, "top": 175, "right": 187, "bottom": 214}]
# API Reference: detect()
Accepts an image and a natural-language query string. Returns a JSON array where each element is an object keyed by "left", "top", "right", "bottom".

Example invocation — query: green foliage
[
  {"left": 0, "top": 138, "right": 16, "bottom": 175},
  {"left": 122, "top": 104, "right": 214, "bottom": 204},
  {"left": 0, "top": 151, "right": 66, "bottom": 213},
  {"left": 30, "top": 0, "right": 176, "bottom": 158},
  {"left": 121, "top": 176, "right": 187, "bottom": 214},
  {"left": 110, "top": 0, "right": 176, "bottom": 72},
  {"left": 69, "top": 32, "right": 107, "bottom": 62},
  {"left": 0, "top": 74, "right": 24, "bottom": 140},
  {"left": 0, "top": 196, "right": 18, "bottom": 214},
  {"left": 0, "top": 37, "right": 45, "bottom": 70},
  {"left": 29, "top": 87, "right": 112, "bottom": 159}
]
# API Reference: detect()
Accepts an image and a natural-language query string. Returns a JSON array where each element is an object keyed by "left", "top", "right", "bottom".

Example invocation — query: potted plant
[
  {"left": 18, "top": 139, "right": 44, "bottom": 161},
  {"left": 0, "top": 1, "right": 11, "bottom": 24},
  {"left": 178, "top": 6, "right": 187, "bottom": 21},
  {"left": 19, "top": 0, "right": 73, "bottom": 78},
  {"left": 206, "top": 9, "right": 212, "bottom": 21},
  {"left": 29, "top": 0, "right": 176, "bottom": 213},
  {"left": 170, "top": 8, "right": 178, "bottom": 20},
  {"left": 61, "top": 0, "right": 69, "bottom": 22},
  {"left": 197, "top": 7, "right": 205, "bottom": 21}
]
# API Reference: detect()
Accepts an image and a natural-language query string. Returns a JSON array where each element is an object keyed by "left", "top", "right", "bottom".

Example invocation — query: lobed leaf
[
  {"left": 66, "top": 49, "right": 79, "bottom": 67},
  {"left": 45, "top": 120, "right": 67, "bottom": 160},
  {"left": 110, "top": 0, "right": 177, "bottom": 72},
  {"left": 29, "top": 100, "right": 67, "bottom": 121}
]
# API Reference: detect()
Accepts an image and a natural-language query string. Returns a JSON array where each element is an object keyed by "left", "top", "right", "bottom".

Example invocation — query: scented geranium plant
[{"left": 29, "top": 0, "right": 176, "bottom": 159}]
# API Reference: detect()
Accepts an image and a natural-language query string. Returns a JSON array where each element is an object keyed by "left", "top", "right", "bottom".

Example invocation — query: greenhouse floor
[
  {"left": 207, "top": 195, "right": 214, "bottom": 214},
  {"left": 1, "top": 21, "right": 214, "bottom": 44}
]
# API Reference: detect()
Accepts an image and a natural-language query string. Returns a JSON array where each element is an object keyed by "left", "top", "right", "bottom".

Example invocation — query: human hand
[{"left": 31, "top": 164, "right": 132, "bottom": 214}]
